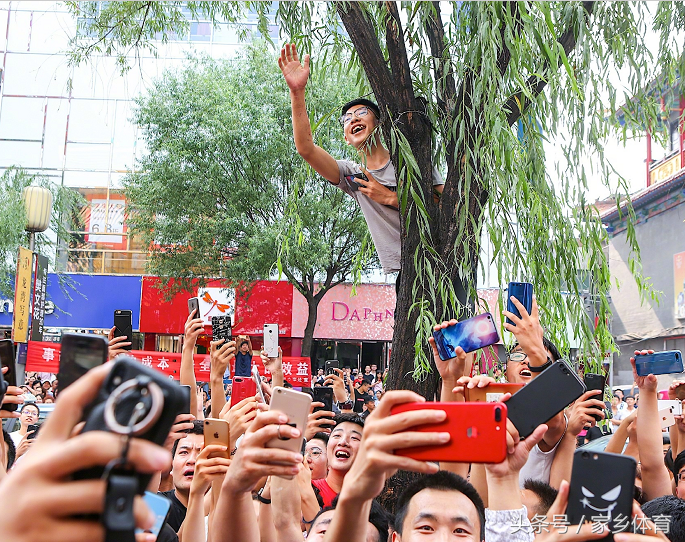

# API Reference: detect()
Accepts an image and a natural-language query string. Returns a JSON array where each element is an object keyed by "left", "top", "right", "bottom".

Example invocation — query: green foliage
[
  {"left": 123, "top": 44, "right": 376, "bottom": 308},
  {"left": 0, "top": 168, "right": 83, "bottom": 297}
]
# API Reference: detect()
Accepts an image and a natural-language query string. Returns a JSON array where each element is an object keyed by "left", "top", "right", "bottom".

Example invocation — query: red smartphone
[
  {"left": 230, "top": 376, "right": 257, "bottom": 407},
  {"left": 390, "top": 402, "right": 507, "bottom": 463}
]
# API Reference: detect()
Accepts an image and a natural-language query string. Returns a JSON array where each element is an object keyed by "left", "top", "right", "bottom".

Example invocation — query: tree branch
[{"left": 425, "top": 1, "right": 457, "bottom": 119}]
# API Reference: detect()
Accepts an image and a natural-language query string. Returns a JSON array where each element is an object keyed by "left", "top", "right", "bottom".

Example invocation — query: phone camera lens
[{"left": 582, "top": 451, "right": 590, "bottom": 459}]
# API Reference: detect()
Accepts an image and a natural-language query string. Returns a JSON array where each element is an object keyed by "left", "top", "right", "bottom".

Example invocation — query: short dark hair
[
  {"left": 308, "top": 496, "right": 389, "bottom": 542},
  {"left": 3, "top": 429, "right": 15, "bottom": 470},
  {"left": 332, "top": 413, "right": 365, "bottom": 431},
  {"left": 340, "top": 98, "right": 380, "bottom": 120},
  {"left": 523, "top": 479, "right": 558, "bottom": 516},
  {"left": 641, "top": 496, "right": 685, "bottom": 541},
  {"left": 311, "top": 432, "right": 330, "bottom": 447},
  {"left": 365, "top": 397, "right": 376, "bottom": 405},
  {"left": 672, "top": 450, "right": 685, "bottom": 482},
  {"left": 394, "top": 471, "right": 485, "bottom": 540},
  {"left": 171, "top": 420, "right": 204, "bottom": 457},
  {"left": 20, "top": 402, "right": 40, "bottom": 415}
]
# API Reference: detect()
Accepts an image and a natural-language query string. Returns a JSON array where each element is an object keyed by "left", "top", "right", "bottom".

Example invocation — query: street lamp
[{"left": 22, "top": 186, "right": 53, "bottom": 249}]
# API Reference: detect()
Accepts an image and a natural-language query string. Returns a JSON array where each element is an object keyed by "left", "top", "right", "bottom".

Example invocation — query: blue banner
[{"left": 0, "top": 274, "right": 142, "bottom": 330}]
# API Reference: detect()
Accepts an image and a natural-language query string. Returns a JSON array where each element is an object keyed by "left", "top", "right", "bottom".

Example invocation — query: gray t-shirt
[{"left": 336, "top": 159, "right": 444, "bottom": 273}]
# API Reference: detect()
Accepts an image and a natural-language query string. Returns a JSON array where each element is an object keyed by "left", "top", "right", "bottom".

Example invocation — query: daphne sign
[{"left": 331, "top": 302, "right": 394, "bottom": 322}]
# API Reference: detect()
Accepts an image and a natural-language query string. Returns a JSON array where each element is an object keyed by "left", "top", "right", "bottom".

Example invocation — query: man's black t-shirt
[
  {"left": 158, "top": 523, "right": 180, "bottom": 542},
  {"left": 353, "top": 388, "right": 373, "bottom": 413},
  {"left": 158, "top": 490, "right": 186, "bottom": 532},
  {"left": 235, "top": 351, "right": 252, "bottom": 377}
]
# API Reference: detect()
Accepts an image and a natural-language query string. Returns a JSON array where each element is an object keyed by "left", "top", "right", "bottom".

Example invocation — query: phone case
[
  {"left": 635, "top": 350, "right": 684, "bottom": 376},
  {"left": 313, "top": 386, "right": 334, "bottom": 412},
  {"left": 464, "top": 382, "right": 524, "bottom": 403},
  {"left": 136, "top": 491, "right": 171, "bottom": 537},
  {"left": 113, "top": 310, "right": 133, "bottom": 350},
  {"left": 0, "top": 340, "right": 16, "bottom": 410},
  {"left": 567, "top": 450, "right": 636, "bottom": 541},
  {"left": 432, "top": 313, "right": 500, "bottom": 360},
  {"left": 188, "top": 297, "right": 200, "bottom": 317},
  {"left": 584, "top": 373, "right": 607, "bottom": 422},
  {"left": 180, "top": 384, "right": 191, "bottom": 414},
  {"left": 204, "top": 418, "right": 230, "bottom": 458},
  {"left": 506, "top": 282, "right": 533, "bottom": 325},
  {"left": 264, "top": 324, "right": 279, "bottom": 358},
  {"left": 230, "top": 376, "right": 257, "bottom": 407},
  {"left": 658, "top": 399, "right": 682, "bottom": 416},
  {"left": 58, "top": 333, "right": 109, "bottom": 391},
  {"left": 659, "top": 407, "right": 676, "bottom": 429},
  {"left": 266, "top": 387, "right": 311, "bottom": 455},
  {"left": 325, "top": 360, "right": 339, "bottom": 375},
  {"left": 344, "top": 172, "right": 368, "bottom": 192},
  {"left": 505, "top": 361, "right": 586, "bottom": 438},
  {"left": 252, "top": 365, "right": 267, "bottom": 404},
  {"left": 212, "top": 315, "right": 232, "bottom": 342},
  {"left": 391, "top": 402, "right": 508, "bottom": 463}
]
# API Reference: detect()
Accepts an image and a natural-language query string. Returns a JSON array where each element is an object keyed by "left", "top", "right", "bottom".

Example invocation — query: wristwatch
[
  {"left": 256, "top": 486, "right": 271, "bottom": 505},
  {"left": 529, "top": 356, "right": 554, "bottom": 373}
]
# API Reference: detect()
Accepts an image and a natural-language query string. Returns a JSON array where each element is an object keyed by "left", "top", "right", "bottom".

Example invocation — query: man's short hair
[
  {"left": 641, "top": 496, "right": 685, "bottom": 541},
  {"left": 308, "top": 496, "right": 389, "bottom": 542},
  {"left": 171, "top": 420, "right": 204, "bottom": 457},
  {"left": 332, "top": 413, "right": 365, "bottom": 431},
  {"left": 340, "top": 98, "right": 380, "bottom": 120},
  {"left": 394, "top": 471, "right": 485, "bottom": 540},
  {"left": 523, "top": 479, "right": 558, "bottom": 516},
  {"left": 672, "top": 450, "right": 685, "bottom": 482},
  {"left": 311, "top": 432, "right": 330, "bottom": 446},
  {"left": 2, "top": 429, "right": 16, "bottom": 470},
  {"left": 19, "top": 402, "right": 40, "bottom": 415},
  {"left": 365, "top": 397, "right": 376, "bottom": 405}
]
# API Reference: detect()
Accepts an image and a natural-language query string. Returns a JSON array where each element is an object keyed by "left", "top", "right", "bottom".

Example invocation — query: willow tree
[{"left": 67, "top": 1, "right": 683, "bottom": 396}]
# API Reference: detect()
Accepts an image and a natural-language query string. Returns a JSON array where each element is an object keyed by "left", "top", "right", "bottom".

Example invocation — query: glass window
[{"left": 190, "top": 21, "right": 211, "bottom": 41}]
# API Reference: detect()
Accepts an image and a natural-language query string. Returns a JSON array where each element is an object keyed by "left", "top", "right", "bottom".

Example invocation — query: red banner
[{"left": 26, "top": 341, "right": 310, "bottom": 386}]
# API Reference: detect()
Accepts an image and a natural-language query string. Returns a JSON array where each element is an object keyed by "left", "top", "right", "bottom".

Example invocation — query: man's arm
[
  {"left": 262, "top": 347, "right": 284, "bottom": 389},
  {"left": 278, "top": 44, "right": 339, "bottom": 184},
  {"left": 502, "top": 297, "right": 547, "bottom": 368},
  {"left": 210, "top": 340, "right": 236, "bottom": 419},
  {"left": 182, "top": 310, "right": 204, "bottom": 419}
]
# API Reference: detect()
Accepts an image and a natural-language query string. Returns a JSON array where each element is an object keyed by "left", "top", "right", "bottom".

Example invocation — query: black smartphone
[
  {"left": 27, "top": 423, "right": 41, "bottom": 440},
  {"left": 180, "top": 384, "right": 192, "bottom": 415},
  {"left": 113, "top": 309, "right": 133, "bottom": 350},
  {"left": 313, "top": 386, "right": 334, "bottom": 413},
  {"left": 325, "top": 360, "right": 339, "bottom": 376},
  {"left": 584, "top": 373, "right": 606, "bottom": 422},
  {"left": 188, "top": 297, "right": 200, "bottom": 318},
  {"left": 211, "top": 315, "right": 232, "bottom": 342},
  {"left": 506, "top": 281, "right": 533, "bottom": 326},
  {"left": 505, "top": 360, "right": 586, "bottom": 438},
  {"left": 0, "top": 339, "right": 16, "bottom": 412},
  {"left": 567, "top": 449, "right": 636, "bottom": 541},
  {"left": 58, "top": 333, "right": 109, "bottom": 391},
  {"left": 344, "top": 172, "right": 368, "bottom": 192}
]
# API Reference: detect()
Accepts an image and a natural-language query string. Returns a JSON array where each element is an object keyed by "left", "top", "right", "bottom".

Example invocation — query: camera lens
[{"left": 582, "top": 451, "right": 590, "bottom": 459}]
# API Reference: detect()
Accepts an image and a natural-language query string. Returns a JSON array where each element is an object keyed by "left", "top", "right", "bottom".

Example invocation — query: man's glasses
[
  {"left": 305, "top": 448, "right": 324, "bottom": 459},
  {"left": 339, "top": 106, "right": 373, "bottom": 126},
  {"left": 507, "top": 351, "right": 528, "bottom": 363}
]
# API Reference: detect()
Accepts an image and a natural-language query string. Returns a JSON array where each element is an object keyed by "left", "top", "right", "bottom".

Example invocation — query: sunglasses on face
[{"left": 339, "top": 106, "right": 373, "bottom": 126}]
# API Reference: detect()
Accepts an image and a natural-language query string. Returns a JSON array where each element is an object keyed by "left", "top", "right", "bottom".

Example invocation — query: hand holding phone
[
  {"left": 632, "top": 350, "right": 684, "bottom": 377},
  {"left": 188, "top": 297, "right": 200, "bottom": 318},
  {"left": 583, "top": 373, "right": 607, "bottom": 422},
  {"left": 113, "top": 310, "right": 133, "bottom": 351},
  {"left": 0, "top": 340, "right": 16, "bottom": 412},
  {"left": 344, "top": 172, "right": 368, "bottom": 192},
  {"left": 204, "top": 418, "right": 230, "bottom": 459},
  {"left": 58, "top": 333, "right": 109, "bottom": 391},
  {"left": 263, "top": 324, "right": 279, "bottom": 358},
  {"left": 231, "top": 376, "right": 257, "bottom": 407},
  {"left": 252, "top": 365, "right": 268, "bottom": 404},
  {"left": 135, "top": 492, "right": 171, "bottom": 538},
  {"left": 266, "top": 388, "right": 311, "bottom": 461},
  {"left": 505, "top": 282, "right": 533, "bottom": 326},
  {"left": 432, "top": 313, "right": 499, "bottom": 360}
]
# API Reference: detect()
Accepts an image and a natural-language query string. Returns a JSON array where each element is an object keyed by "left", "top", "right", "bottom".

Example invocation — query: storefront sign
[
  {"left": 12, "top": 247, "right": 33, "bottom": 343},
  {"left": 30, "top": 254, "right": 49, "bottom": 341}
]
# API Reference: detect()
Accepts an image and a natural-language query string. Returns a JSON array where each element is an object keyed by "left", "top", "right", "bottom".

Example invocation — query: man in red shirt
[{"left": 311, "top": 414, "right": 364, "bottom": 507}]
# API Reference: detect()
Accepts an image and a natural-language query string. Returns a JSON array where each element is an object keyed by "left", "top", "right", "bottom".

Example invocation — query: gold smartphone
[{"left": 203, "top": 418, "right": 230, "bottom": 459}]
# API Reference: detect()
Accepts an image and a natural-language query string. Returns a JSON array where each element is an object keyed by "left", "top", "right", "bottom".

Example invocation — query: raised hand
[
  {"left": 630, "top": 350, "right": 658, "bottom": 392},
  {"left": 219, "top": 396, "right": 263, "bottom": 449},
  {"left": 502, "top": 297, "right": 547, "bottom": 367},
  {"left": 211, "top": 339, "right": 236, "bottom": 380},
  {"left": 108, "top": 326, "right": 131, "bottom": 360},
  {"left": 323, "top": 368, "right": 348, "bottom": 403},
  {"left": 184, "top": 309, "right": 204, "bottom": 345},
  {"left": 566, "top": 389, "right": 605, "bottom": 437},
  {"left": 429, "top": 320, "right": 469, "bottom": 383},
  {"left": 1, "top": 366, "right": 23, "bottom": 418},
  {"left": 278, "top": 43, "right": 310, "bottom": 92},
  {"left": 163, "top": 413, "right": 196, "bottom": 451},
  {"left": 305, "top": 402, "right": 336, "bottom": 439}
]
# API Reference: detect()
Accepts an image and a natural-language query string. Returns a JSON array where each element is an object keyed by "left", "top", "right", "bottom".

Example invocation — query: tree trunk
[{"left": 301, "top": 294, "right": 321, "bottom": 362}]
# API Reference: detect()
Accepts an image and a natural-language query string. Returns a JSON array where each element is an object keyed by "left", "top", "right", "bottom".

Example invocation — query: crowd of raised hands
[{"left": 0, "top": 301, "right": 683, "bottom": 542}]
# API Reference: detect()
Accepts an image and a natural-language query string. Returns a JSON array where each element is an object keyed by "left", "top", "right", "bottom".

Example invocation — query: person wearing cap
[{"left": 278, "top": 43, "right": 444, "bottom": 282}]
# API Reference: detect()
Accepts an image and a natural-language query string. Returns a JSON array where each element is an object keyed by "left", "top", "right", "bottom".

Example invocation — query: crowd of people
[{"left": 0, "top": 44, "right": 684, "bottom": 542}]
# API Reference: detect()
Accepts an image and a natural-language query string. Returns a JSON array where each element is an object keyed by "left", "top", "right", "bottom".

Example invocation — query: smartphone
[
  {"left": 263, "top": 324, "right": 279, "bottom": 358},
  {"left": 659, "top": 407, "right": 676, "bottom": 429},
  {"left": 432, "top": 313, "right": 500, "bottom": 360},
  {"left": 0, "top": 340, "right": 16, "bottom": 412},
  {"left": 252, "top": 365, "right": 267, "bottom": 404},
  {"left": 58, "top": 333, "right": 109, "bottom": 391},
  {"left": 658, "top": 399, "right": 683, "bottom": 416},
  {"left": 464, "top": 382, "right": 524, "bottom": 403},
  {"left": 344, "top": 172, "right": 368, "bottom": 192},
  {"left": 113, "top": 309, "right": 133, "bottom": 350},
  {"left": 505, "top": 360, "right": 586, "bottom": 438},
  {"left": 634, "top": 350, "right": 684, "bottom": 377},
  {"left": 506, "top": 282, "right": 533, "bottom": 326},
  {"left": 212, "top": 315, "right": 232, "bottom": 342},
  {"left": 26, "top": 423, "right": 41, "bottom": 440},
  {"left": 266, "top": 387, "right": 312, "bottom": 458},
  {"left": 313, "top": 386, "right": 334, "bottom": 413},
  {"left": 203, "top": 418, "right": 230, "bottom": 459},
  {"left": 325, "top": 359, "right": 339, "bottom": 376},
  {"left": 567, "top": 450, "right": 636, "bottom": 541},
  {"left": 135, "top": 491, "right": 171, "bottom": 538},
  {"left": 180, "top": 384, "right": 191, "bottom": 414},
  {"left": 584, "top": 373, "right": 607, "bottom": 422},
  {"left": 230, "top": 376, "right": 257, "bottom": 407},
  {"left": 188, "top": 297, "right": 200, "bottom": 318},
  {"left": 390, "top": 402, "right": 508, "bottom": 463}
]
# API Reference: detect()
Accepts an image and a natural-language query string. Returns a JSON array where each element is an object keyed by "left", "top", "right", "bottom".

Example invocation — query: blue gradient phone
[
  {"left": 635, "top": 350, "right": 684, "bottom": 377},
  {"left": 432, "top": 313, "right": 500, "bottom": 360},
  {"left": 135, "top": 491, "right": 171, "bottom": 538},
  {"left": 506, "top": 282, "right": 533, "bottom": 325}
]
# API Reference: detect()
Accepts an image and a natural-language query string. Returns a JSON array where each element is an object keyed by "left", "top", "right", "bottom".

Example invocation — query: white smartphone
[
  {"left": 266, "top": 387, "right": 311, "bottom": 459},
  {"left": 658, "top": 399, "right": 683, "bottom": 416},
  {"left": 252, "top": 365, "right": 268, "bottom": 404},
  {"left": 263, "top": 323, "right": 279, "bottom": 358},
  {"left": 659, "top": 407, "right": 676, "bottom": 429}
]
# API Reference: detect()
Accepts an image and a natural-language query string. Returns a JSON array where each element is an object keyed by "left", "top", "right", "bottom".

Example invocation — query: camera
[{"left": 74, "top": 356, "right": 186, "bottom": 492}]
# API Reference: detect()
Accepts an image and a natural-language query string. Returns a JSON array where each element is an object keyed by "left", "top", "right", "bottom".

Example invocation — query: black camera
[{"left": 74, "top": 356, "right": 186, "bottom": 492}]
